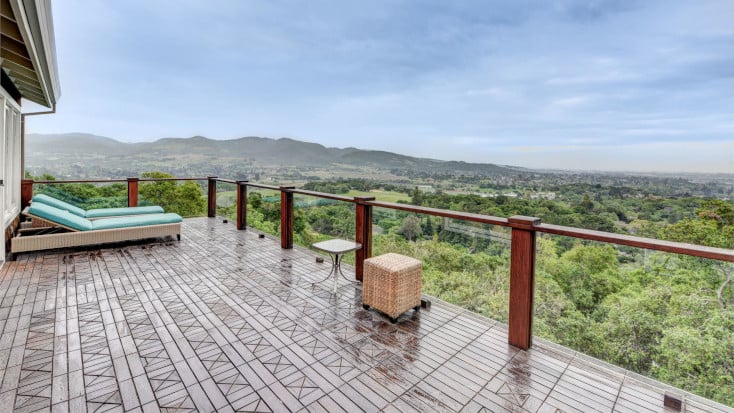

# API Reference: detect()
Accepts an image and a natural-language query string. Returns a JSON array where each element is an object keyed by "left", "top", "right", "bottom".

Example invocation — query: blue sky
[{"left": 27, "top": 0, "right": 734, "bottom": 173}]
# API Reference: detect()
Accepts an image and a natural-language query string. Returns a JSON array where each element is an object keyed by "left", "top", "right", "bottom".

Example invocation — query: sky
[{"left": 26, "top": 0, "right": 734, "bottom": 173}]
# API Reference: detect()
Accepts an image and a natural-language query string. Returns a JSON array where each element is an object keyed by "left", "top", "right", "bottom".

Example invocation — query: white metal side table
[{"left": 311, "top": 239, "right": 362, "bottom": 294}]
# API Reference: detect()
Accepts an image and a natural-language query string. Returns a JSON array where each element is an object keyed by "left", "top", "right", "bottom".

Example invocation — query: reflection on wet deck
[{"left": 0, "top": 217, "right": 730, "bottom": 412}]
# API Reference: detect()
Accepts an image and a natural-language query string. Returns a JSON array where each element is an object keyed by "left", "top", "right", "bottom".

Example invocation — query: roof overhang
[{"left": 1, "top": 0, "right": 60, "bottom": 107}]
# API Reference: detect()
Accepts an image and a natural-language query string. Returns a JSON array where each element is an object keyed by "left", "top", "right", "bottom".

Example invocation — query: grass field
[{"left": 216, "top": 191, "right": 237, "bottom": 205}]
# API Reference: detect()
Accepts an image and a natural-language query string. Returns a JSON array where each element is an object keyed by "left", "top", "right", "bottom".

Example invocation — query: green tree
[
  {"left": 423, "top": 216, "right": 435, "bottom": 237},
  {"left": 655, "top": 310, "right": 734, "bottom": 402},
  {"left": 698, "top": 199, "right": 734, "bottom": 226},
  {"left": 304, "top": 204, "right": 354, "bottom": 238},
  {"left": 410, "top": 187, "right": 423, "bottom": 205},
  {"left": 398, "top": 215, "right": 422, "bottom": 241},
  {"left": 249, "top": 192, "right": 262, "bottom": 209},
  {"left": 593, "top": 286, "right": 670, "bottom": 372},
  {"left": 579, "top": 194, "right": 595, "bottom": 211},
  {"left": 139, "top": 172, "right": 206, "bottom": 217},
  {"left": 544, "top": 244, "right": 623, "bottom": 313},
  {"left": 663, "top": 218, "right": 733, "bottom": 249}
]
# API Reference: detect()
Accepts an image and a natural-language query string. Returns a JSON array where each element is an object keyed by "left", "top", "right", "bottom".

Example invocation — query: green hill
[{"left": 25, "top": 133, "right": 523, "bottom": 178}]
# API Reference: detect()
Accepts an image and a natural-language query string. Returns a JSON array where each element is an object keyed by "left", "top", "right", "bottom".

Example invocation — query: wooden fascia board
[
  {"left": 6, "top": 0, "right": 52, "bottom": 107},
  {"left": 32, "top": 0, "right": 59, "bottom": 101}
]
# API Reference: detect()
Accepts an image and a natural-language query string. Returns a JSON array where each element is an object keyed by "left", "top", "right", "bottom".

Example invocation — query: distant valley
[
  {"left": 25, "top": 133, "right": 733, "bottom": 200},
  {"left": 25, "top": 133, "right": 523, "bottom": 181}
]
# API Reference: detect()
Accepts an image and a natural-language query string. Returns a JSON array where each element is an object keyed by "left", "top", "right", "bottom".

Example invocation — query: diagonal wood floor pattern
[{"left": 0, "top": 217, "right": 731, "bottom": 413}]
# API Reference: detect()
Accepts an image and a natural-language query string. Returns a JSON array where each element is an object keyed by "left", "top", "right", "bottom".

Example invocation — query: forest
[{"left": 29, "top": 172, "right": 734, "bottom": 406}]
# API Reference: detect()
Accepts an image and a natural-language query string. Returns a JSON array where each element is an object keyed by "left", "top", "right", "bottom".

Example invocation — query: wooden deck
[{"left": 0, "top": 217, "right": 731, "bottom": 413}]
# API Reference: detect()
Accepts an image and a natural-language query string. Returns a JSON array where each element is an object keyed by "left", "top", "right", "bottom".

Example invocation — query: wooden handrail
[
  {"left": 33, "top": 177, "right": 208, "bottom": 184},
  {"left": 33, "top": 178, "right": 128, "bottom": 184},
  {"left": 246, "top": 183, "right": 280, "bottom": 191},
  {"left": 138, "top": 177, "right": 207, "bottom": 182},
  {"left": 290, "top": 189, "right": 356, "bottom": 203}
]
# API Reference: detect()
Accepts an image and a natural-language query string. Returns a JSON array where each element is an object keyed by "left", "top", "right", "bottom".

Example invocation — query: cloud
[
  {"left": 553, "top": 0, "right": 640, "bottom": 22},
  {"left": 464, "top": 88, "right": 508, "bottom": 97},
  {"left": 550, "top": 96, "right": 592, "bottom": 108},
  {"left": 546, "top": 71, "right": 640, "bottom": 86},
  {"left": 28, "top": 0, "right": 734, "bottom": 173}
]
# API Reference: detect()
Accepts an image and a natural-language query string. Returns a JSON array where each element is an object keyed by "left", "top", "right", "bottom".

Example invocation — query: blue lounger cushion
[
  {"left": 85, "top": 206, "right": 164, "bottom": 218},
  {"left": 32, "top": 194, "right": 165, "bottom": 217},
  {"left": 32, "top": 194, "right": 87, "bottom": 217},
  {"left": 28, "top": 202, "right": 93, "bottom": 231},
  {"left": 92, "top": 213, "right": 183, "bottom": 230},
  {"left": 28, "top": 202, "right": 183, "bottom": 231}
]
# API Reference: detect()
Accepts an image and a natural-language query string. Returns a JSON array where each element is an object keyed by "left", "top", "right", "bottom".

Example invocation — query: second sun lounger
[
  {"left": 32, "top": 193, "right": 165, "bottom": 218},
  {"left": 11, "top": 202, "right": 182, "bottom": 256}
]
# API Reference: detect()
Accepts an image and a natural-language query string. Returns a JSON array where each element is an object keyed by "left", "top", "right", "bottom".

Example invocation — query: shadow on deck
[{"left": 0, "top": 217, "right": 730, "bottom": 412}]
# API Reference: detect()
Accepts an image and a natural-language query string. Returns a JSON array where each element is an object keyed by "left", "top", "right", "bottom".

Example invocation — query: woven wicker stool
[{"left": 362, "top": 253, "right": 422, "bottom": 323}]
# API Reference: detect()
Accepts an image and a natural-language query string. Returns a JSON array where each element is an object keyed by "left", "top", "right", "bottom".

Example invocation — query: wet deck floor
[{"left": 0, "top": 217, "right": 730, "bottom": 412}]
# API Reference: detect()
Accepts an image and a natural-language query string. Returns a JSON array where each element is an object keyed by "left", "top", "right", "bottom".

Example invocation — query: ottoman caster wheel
[
  {"left": 389, "top": 317, "right": 398, "bottom": 324},
  {"left": 413, "top": 305, "right": 420, "bottom": 312},
  {"left": 362, "top": 304, "right": 370, "bottom": 310}
]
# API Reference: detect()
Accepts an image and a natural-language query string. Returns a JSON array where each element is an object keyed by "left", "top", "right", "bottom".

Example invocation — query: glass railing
[
  {"left": 293, "top": 193, "right": 355, "bottom": 252},
  {"left": 33, "top": 180, "right": 128, "bottom": 209},
  {"left": 241, "top": 184, "right": 281, "bottom": 237},
  {"left": 534, "top": 233, "right": 734, "bottom": 405},
  {"left": 138, "top": 178, "right": 207, "bottom": 217},
  {"left": 372, "top": 208, "right": 512, "bottom": 320},
  {"left": 214, "top": 180, "right": 237, "bottom": 219}
]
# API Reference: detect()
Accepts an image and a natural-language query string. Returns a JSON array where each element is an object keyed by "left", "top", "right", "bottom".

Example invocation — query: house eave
[{"left": 2, "top": 0, "right": 60, "bottom": 107}]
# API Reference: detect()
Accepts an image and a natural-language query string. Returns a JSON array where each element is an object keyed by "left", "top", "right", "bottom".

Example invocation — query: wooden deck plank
[{"left": 0, "top": 217, "right": 729, "bottom": 412}]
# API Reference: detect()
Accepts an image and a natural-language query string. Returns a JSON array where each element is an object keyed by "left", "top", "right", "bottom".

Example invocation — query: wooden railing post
[
  {"left": 280, "top": 186, "right": 295, "bottom": 249},
  {"left": 207, "top": 176, "right": 218, "bottom": 218},
  {"left": 508, "top": 215, "right": 540, "bottom": 350},
  {"left": 355, "top": 197, "right": 375, "bottom": 282},
  {"left": 127, "top": 177, "right": 139, "bottom": 207},
  {"left": 236, "top": 181, "right": 248, "bottom": 230},
  {"left": 21, "top": 179, "right": 34, "bottom": 210}
]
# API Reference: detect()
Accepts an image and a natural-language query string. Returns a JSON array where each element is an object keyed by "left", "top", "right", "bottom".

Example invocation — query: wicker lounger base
[{"left": 10, "top": 223, "right": 181, "bottom": 254}]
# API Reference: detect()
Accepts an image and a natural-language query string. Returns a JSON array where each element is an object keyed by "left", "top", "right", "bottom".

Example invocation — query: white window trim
[{"left": 1, "top": 88, "right": 22, "bottom": 229}]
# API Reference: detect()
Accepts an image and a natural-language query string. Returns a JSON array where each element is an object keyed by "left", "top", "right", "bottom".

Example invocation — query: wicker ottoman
[{"left": 362, "top": 253, "right": 422, "bottom": 323}]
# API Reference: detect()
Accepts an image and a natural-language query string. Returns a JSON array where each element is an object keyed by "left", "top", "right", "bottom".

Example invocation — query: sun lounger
[
  {"left": 32, "top": 193, "right": 165, "bottom": 218},
  {"left": 10, "top": 202, "right": 182, "bottom": 256}
]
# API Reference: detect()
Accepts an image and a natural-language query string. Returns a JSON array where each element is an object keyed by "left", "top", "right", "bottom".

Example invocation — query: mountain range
[{"left": 25, "top": 133, "right": 526, "bottom": 179}]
